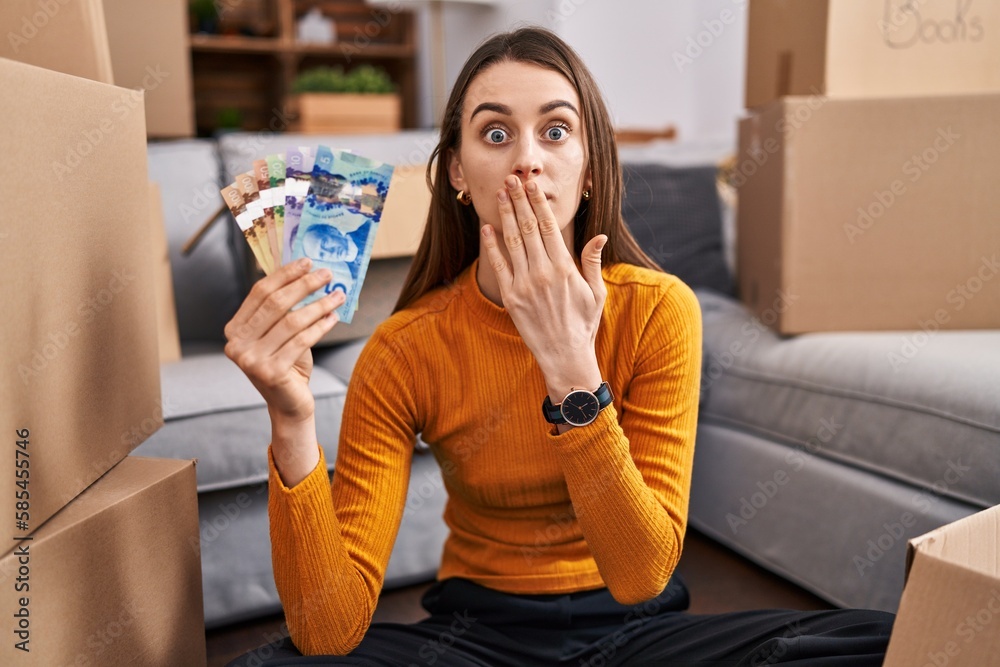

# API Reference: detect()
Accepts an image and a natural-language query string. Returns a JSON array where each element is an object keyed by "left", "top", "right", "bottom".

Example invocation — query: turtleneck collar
[{"left": 456, "top": 256, "right": 521, "bottom": 337}]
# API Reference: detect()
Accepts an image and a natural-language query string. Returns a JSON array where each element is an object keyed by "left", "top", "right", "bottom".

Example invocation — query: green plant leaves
[{"left": 291, "top": 65, "right": 395, "bottom": 94}]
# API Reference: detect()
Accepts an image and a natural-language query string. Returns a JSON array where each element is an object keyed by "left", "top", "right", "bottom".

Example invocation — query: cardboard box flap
[
  {"left": 885, "top": 543, "right": 1000, "bottom": 665},
  {"left": 29, "top": 457, "right": 196, "bottom": 545},
  {"left": 905, "top": 504, "right": 1000, "bottom": 582},
  {"left": 746, "top": 0, "right": 830, "bottom": 107}
]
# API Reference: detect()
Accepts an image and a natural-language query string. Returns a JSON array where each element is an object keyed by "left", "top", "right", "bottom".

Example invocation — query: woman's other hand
[{"left": 481, "top": 175, "right": 607, "bottom": 393}]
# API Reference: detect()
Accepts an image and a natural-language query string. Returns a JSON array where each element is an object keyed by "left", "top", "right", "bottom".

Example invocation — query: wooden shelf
[
  {"left": 190, "top": 34, "right": 414, "bottom": 59},
  {"left": 189, "top": 35, "right": 282, "bottom": 54},
  {"left": 188, "top": 0, "right": 418, "bottom": 135},
  {"left": 289, "top": 42, "right": 414, "bottom": 58}
]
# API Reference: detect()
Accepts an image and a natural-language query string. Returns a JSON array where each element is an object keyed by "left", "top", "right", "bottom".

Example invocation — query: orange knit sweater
[{"left": 266, "top": 255, "right": 703, "bottom": 656}]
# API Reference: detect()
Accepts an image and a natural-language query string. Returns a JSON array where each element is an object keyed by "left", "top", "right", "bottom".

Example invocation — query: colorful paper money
[
  {"left": 221, "top": 183, "right": 272, "bottom": 274},
  {"left": 234, "top": 171, "right": 275, "bottom": 275},
  {"left": 221, "top": 145, "right": 395, "bottom": 323},
  {"left": 253, "top": 160, "right": 281, "bottom": 271},
  {"left": 266, "top": 153, "right": 286, "bottom": 261},
  {"left": 283, "top": 147, "right": 314, "bottom": 267},
  {"left": 290, "top": 146, "right": 393, "bottom": 322}
]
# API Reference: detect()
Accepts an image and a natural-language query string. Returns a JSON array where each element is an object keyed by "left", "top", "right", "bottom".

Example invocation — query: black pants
[{"left": 224, "top": 574, "right": 894, "bottom": 666}]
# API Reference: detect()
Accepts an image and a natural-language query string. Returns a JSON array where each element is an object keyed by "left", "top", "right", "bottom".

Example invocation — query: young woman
[{"left": 224, "top": 27, "right": 894, "bottom": 667}]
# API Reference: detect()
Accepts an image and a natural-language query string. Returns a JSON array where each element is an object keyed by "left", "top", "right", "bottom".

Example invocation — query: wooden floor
[{"left": 205, "top": 528, "right": 833, "bottom": 666}]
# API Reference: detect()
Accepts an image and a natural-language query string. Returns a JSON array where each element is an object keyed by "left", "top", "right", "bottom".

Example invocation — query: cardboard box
[
  {"left": 148, "top": 182, "right": 181, "bottom": 364},
  {"left": 0, "top": 456, "right": 206, "bottom": 666},
  {"left": 103, "top": 0, "right": 196, "bottom": 138},
  {"left": 735, "top": 93, "right": 1000, "bottom": 333},
  {"left": 0, "top": 58, "right": 162, "bottom": 550},
  {"left": 0, "top": 0, "right": 113, "bottom": 83},
  {"left": 884, "top": 504, "right": 1000, "bottom": 666},
  {"left": 296, "top": 93, "right": 403, "bottom": 134},
  {"left": 371, "top": 164, "right": 430, "bottom": 259},
  {"left": 746, "top": 0, "right": 1000, "bottom": 108}
]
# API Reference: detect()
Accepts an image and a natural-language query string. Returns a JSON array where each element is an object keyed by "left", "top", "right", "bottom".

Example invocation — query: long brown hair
[{"left": 392, "top": 26, "right": 662, "bottom": 314}]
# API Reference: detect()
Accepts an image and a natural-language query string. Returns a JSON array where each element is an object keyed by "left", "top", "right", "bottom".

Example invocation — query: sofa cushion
[
  {"left": 696, "top": 289, "right": 1000, "bottom": 508},
  {"left": 622, "top": 163, "right": 733, "bottom": 296},
  {"left": 147, "top": 139, "right": 242, "bottom": 343},
  {"left": 689, "top": 421, "right": 977, "bottom": 612},
  {"left": 133, "top": 353, "right": 346, "bottom": 492}
]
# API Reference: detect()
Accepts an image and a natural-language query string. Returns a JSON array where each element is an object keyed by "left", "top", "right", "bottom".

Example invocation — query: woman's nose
[{"left": 511, "top": 138, "right": 543, "bottom": 178}]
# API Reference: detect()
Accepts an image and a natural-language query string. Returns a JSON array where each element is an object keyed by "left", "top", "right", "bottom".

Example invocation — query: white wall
[{"left": 412, "top": 0, "right": 747, "bottom": 145}]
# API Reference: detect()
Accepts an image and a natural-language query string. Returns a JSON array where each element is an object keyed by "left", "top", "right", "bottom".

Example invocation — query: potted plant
[
  {"left": 290, "top": 65, "right": 401, "bottom": 134},
  {"left": 189, "top": 0, "right": 219, "bottom": 34}
]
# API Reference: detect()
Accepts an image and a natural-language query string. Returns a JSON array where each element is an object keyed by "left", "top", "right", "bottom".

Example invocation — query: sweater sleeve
[
  {"left": 267, "top": 331, "right": 418, "bottom": 655},
  {"left": 545, "top": 279, "right": 702, "bottom": 605}
]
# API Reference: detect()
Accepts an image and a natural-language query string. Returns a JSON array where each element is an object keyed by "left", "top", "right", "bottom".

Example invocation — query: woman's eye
[
  {"left": 486, "top": 128, "right": 507, "bottom": 144},
  {"left": 547, "top": 126, "right": 568, "bottom": 141}
]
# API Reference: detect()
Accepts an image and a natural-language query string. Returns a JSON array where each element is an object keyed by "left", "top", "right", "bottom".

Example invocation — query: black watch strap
[{"left": 542, "top": 381, "right": 614, "bottom": 425}]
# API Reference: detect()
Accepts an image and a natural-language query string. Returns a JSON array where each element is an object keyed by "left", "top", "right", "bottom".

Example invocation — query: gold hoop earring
[
  {"left": 582, "top": 190, "right": 591, "bottom": 201},
  {"left": 457, "top": 190, "right": 472, "bottom": 206}
]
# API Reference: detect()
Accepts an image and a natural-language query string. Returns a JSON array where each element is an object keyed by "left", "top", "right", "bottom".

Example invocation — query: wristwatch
[{"left": 542, "top": 382, "right": 614, "bottom": 427}]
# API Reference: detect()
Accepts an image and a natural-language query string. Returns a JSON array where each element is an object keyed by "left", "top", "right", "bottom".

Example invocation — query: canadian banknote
[
  {"left": 282, "top": 147, "right": 314, "bottom": 267},
  {"left": 290, "top": 145, "right": 393, "bottom": 321}
]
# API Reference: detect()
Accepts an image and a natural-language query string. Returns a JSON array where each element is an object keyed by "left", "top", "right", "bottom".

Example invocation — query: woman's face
[{"left": 449, "top": 60, "right": 592, "bottom": 235}]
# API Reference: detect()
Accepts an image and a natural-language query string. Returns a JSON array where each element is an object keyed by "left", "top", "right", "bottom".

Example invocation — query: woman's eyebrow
[
  {"left": 470, "top": 102, "right": 512, "bottom": 120},
  {"left": 469, "top": 100, "right": 580, "bottom": 120},
  {"left": 539, "top": 100, "right": 579, "bottom": 116}
]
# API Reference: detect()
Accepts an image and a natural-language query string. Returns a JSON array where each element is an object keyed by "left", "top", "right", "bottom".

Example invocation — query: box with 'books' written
[
  {"left": 746, "top": 0, "right": 1000, "bottom": 108},
  {"left": 0, "top": 57, "right": 162, "bottom": 549},
  {"left": 735, "top": 92, "right": 1000, "bottom": 333},
  {"left": 0, "top": 456, "right": 206, "bottom": 666}
]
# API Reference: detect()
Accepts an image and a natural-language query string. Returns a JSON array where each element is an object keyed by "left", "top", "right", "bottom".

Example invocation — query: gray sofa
[
  {"left": 136, "top": 132, "right": 998, "bottom": 630},
  {"left": 689, "top": 290, "right": 999, "bottom": 612}
]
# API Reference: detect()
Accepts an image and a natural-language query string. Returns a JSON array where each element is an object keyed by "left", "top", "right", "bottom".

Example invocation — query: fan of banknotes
[{"left": 221, "top": 146, "right": 395, "bottom": 324}]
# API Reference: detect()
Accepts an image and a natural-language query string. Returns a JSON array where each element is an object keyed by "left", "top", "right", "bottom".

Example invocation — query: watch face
[{"left": 561, "top": 390, "right": 601, "bottom": 427}]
